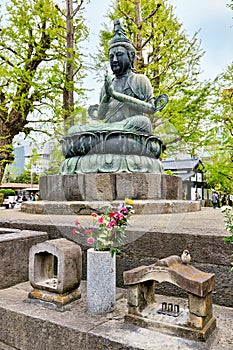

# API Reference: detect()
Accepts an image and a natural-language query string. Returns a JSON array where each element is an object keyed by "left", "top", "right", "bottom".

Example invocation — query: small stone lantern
[{"left": 28, "top": 238, "right": 82, "bottom": 309}]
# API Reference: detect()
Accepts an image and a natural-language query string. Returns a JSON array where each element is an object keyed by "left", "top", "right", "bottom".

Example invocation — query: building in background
[
  {"left": 162, "top": 158, "right": 204, "bottom": 201},
  {"left": 11, "top": 141, "right": 54, "bottom": 176}
]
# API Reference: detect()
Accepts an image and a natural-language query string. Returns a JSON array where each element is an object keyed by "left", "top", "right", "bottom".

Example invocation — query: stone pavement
[{"left": 0, "top": 205, "right": 227, "bottom": 236}]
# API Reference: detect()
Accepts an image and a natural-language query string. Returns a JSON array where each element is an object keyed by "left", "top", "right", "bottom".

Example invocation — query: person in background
[
  {"left": 227, "top": 193, "right": 233, "bottom": 207},
  {"left": 221, "top": 194, "right": 227, "bottom": 206},
  {"left": 211, "top": 191, "right": 218, "bottom": 209},
  {"left": 35, "top": 192, "right": 40, "bottom": 201},
  {"left": 29, "top": 193, "right": 35, "bottom": 201},
  {"left": 195, "top": 190, "right": 201, "bottom": 201}
]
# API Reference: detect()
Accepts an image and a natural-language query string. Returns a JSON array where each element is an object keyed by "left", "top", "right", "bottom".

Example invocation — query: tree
[
  {"left": 94, "top": 0, "right": 211, "bottom": 158},
  {"left": 228, "top": 0, "right": 233, "bottom": 11},
  {"left": 203, "top": 63, "right": 233, "bottom": 192},
  {"left": 0, "top": 0, "right": 88, "bottom": 184},
  {"left": 201, "top": 0, "right": 233, "bottom": 192}
]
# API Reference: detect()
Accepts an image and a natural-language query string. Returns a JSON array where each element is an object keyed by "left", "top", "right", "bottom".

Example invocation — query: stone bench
[{"left": 123, "top": 255, "right": 216, "bottom": 342}]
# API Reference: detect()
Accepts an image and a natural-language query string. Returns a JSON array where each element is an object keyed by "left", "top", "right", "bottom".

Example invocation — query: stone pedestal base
[
  {"left": 125, "top": 312, "right": 216, "bottom": 342},
  {"left": 21, "top": 199, "right": 201, "bottom": 215},
  {"left": 28, "top": 288, "right": 81, "bottom": 311},
  {"left": 39, "top": 173, "right": 183, "bottom": 202}
]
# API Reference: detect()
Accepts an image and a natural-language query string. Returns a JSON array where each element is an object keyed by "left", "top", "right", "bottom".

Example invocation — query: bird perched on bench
[{"left": 181, "top": 249, "right": 191, "bottom": 264}]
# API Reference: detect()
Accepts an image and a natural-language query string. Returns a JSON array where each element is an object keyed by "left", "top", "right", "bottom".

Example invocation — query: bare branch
[
  {"left": 55, "top": 4, "right": 66, "bottom": 17},
  {"left": 73, "top": 0, "right": 84, "bottom": 17},
  {"left": 142, "top": 4, "right": 162, "bottom": 23}
]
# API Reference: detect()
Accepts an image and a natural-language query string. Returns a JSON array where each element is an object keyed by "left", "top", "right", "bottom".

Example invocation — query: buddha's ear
[{"left": 128, "top": 51, "right": 135, "bottom": 69}]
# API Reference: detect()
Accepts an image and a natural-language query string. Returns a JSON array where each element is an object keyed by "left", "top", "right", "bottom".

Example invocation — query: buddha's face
[{"left": 109, "top": 46, "right": 131, "bottom": 76}]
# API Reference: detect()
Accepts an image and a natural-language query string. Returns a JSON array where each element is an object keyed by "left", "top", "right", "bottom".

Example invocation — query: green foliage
[
  {"left": 93, "top": 0, "right": 211, "bottom": 158},
  {"left": 44, "top": 140, "right": 64, "bottom": 175},
  {"left": 0, "top": 192, "right": 4, "bottom": 205},
  {"left": 0, "top": 189, "right": 15, "bottom": 196},
  {"left": 222, "top": 206, "right": 233, "bottom": 271},
  {"left": 203, "top": 63, "right": 233, "bottom": 192},
  {"left": 164, "top": 170, "right": 175, "bottom": 176},
  {"left": 2, "top": 163, "right": 18, "bottom": 183},
  {"left": 14, "top": 169, "right": 39, "bottom": 184},
  {"left": 227, "top": 0, "right": 233, "bottom": 10},
  {"left": 0, "top": 0, "right": 88, "bottom": 182}
]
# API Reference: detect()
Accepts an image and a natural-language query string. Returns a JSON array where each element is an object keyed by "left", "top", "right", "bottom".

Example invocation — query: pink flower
[
  {"left": 74, "top": 220, "right": 79, "bottom": 227},
  {"left": 83, "top": 229, "right": 93, "bottom": 235},
  {"left": 98, "top": 217, "right": 104, "bottom": 224},
  {"left": 119, "top": 206, "right": 128, "bottom": 214},
  {"left": 107, "top": 220, "right": 117, "bottom": 228},
  {"left": 87, "top": 237, "right": 95, "bottom": 244},
  {"left": 72, "top": 229, "right": 77, "bottom": 235},
  {"left": 118, "top": 213, "right": 124, "bottom": 220},
  {"left": 113, "top": 212, "right": 124, "bottom": 220},
  {"left": 91, "top": 213, "right": 97, "bottom": 217}
]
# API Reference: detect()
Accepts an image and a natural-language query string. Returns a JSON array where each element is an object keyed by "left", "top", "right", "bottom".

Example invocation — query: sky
[{"left": 84, "top": 0, "right": 233, "bottom": 105}]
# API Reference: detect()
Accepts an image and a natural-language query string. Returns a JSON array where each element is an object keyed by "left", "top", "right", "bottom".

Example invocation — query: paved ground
[{"left": 0, "top": 205, "right": 227, "bottom": 237}]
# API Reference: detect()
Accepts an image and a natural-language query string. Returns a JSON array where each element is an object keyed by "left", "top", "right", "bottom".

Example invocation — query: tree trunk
[
  {"left": 63, "top": 0, "right": 75, "bottom": 133},
  {"left": 0, "top": 134, "right": 14, "bottom": 184}
]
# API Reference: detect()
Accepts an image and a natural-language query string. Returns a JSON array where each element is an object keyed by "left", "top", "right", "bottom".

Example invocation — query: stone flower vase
[{"left": 87, "top": 248, "right": 116, "bottom": 314}]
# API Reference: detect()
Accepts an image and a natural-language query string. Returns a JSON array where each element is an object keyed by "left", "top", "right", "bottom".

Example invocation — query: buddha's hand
[
  {"left": 104, "top": 73, "right": 114, "bottom": 98},
  {"left": 154, "top": 94, "right": 169, "bottom": 112}
]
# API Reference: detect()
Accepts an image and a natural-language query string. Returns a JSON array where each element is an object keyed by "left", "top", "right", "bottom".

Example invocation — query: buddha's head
[{"left": 108, "top": 19, "right": 135, "bottom": 76}]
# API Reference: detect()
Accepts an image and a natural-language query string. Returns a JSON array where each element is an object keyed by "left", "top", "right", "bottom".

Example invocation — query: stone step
[{"left": 21, "top": 199, "right": 201, "bottom": 215}]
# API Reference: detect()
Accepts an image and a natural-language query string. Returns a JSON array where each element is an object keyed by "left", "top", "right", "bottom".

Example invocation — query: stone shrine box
[
  {"left": 28, "top": 238, "right": 82, "bottom": 309},
  {"left": 124, "top": 255, "right": 216, "bottom": 342}
]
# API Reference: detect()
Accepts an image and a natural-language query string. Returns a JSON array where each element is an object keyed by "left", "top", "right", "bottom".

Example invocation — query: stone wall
[{"left": 0, "top": 228, "right": 48, "bottom": 289}]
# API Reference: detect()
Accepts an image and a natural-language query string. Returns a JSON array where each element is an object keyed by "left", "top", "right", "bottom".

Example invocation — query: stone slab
[
  {"left": 21, "top": 199, "right": 201, "bottom": 215},
  {"left": 0, "top": 282, "right": 232, "bottom": 350},
  {"left": 125, "top": 314, "right": 216, "bottom": 343},
  {"left": 115, "top": 173, "right": 163, "bottom": 199},
  {"left": 84, "top": 173, "right": 116, "bottom": 201},
  {"left": 40, "top": 174, "right": 86, "bottom": 201},
  {"left": 0, "top": 230, "right": 48, "bottom": 289}
]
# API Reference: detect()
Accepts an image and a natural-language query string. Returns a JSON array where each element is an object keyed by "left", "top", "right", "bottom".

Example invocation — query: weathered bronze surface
[{"left": 60, "top": 19, "right": 168, "bottom": 174}]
